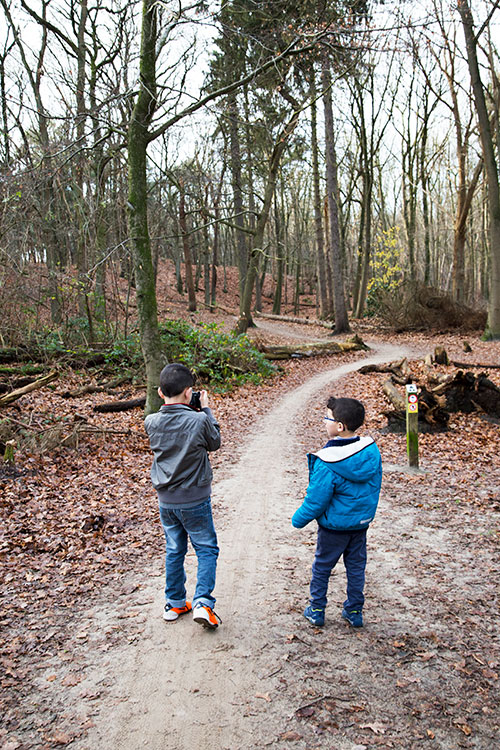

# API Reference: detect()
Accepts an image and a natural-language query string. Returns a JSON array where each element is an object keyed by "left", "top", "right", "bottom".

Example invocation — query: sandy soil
[{"left": 62, "top": 344, "right": 421, "bottom": 750}]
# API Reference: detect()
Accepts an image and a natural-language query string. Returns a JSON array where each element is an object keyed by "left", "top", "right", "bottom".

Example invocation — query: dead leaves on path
[{"left": 2, "top": 334, "right": 500, "bottom": 749}]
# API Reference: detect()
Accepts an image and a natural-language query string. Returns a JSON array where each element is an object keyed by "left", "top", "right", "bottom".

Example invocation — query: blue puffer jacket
[{"left": 292, "top": 436, "right": 382, "bottom": 531}]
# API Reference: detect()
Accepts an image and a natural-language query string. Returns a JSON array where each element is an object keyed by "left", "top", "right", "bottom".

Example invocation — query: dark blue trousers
[{"left": 310, "top": 526, "right": 367, "bottom": 610}]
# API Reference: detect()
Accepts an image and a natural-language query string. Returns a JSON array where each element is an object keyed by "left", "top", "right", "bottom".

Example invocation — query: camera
[{"left": 189, "top": 390, "right": 202, "bottom": 411}]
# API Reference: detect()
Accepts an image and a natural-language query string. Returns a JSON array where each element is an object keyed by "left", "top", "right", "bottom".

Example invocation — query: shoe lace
[
  {"left": 208, "top": 607, "right": 222, "bottom": 624},
  {"left": 196, "top": 604, "right": 222, "bottom": 624}
]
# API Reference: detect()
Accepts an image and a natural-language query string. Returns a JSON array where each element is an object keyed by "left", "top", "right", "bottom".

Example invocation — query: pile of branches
[
  {"left": 359, "top": 352, "right": 500, "bottom": 433},
  {"left": 372, "top": 281, "right": 487, "bottom": 332}
]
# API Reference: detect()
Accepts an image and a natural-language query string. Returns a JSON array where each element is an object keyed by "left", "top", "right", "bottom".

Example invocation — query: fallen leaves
[
  {"left": 295, "top": 706, "right": 315, "bottom": 718},
  {"left": 1, "top": 740, "right": 21, "bottom": 750},
  {"left": 60, "top": 673, "right": 81, "bottom": 687},
  {"left": 416, "top": 651, "right": 436, "bottom": 661},
  {"left": 1, "top": 329, "right": 500, "bottom": 750},
  {"left": 280, "top": 731, "right": 302, "bottom": 741},
  {"left": 360, "top": 721, "right": 386, "bottom": 735},
  {"left": 453, "top": 720, "right": 473, "bottom": 736},
  {"left": 255, "top": 692, "right": 272, "bottom": 702},
  {"left": 46, "top": 731, "right": 73, "bottom": 746}
]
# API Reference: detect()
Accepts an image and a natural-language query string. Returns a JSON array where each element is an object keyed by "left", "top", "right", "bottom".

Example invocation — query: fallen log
[
  {"left": 381, "top": 367, "right": 500, "bottom": 432},
  {"left": 451, "top": 361, "right": 500, "bottom": 370},
  {"left": 199, "top": 301, "right": 237, "bottom": 315},
  {"left": 0, "top": 377, "right": 42, "bottom": 394},
  {"left": 382, "top": 380, "right": 449, "bottom": 433},
  {"left": 258, "top": 336, "right": 369, "bottom": 360},
  {"left": 358, "top": 358, "right": 410, "bottom": 384},
  {"left": 0, "top": 364, "right": 46, "bottom": 376},
  {"left": 0, "top": 370, "right": 59, "bottom": 407},
  {"left": 0, "top": 347, "right": 35, "bottom": 363},
  {"left": 382, "top": 379, "right": 405, "bottom": 411},
  {"left": 61, "top": 375, "right": 131, "bottom": 398},
  {"left": 254, "top": 311, "right": 334, "bottom": 330},
  {"left": 93, "top": 396, "right": 146, "bottom": 413}
]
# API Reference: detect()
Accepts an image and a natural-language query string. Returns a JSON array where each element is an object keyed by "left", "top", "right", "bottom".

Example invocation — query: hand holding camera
[{"left": 190, "top": 389, "right": 209, "bottom": 411}]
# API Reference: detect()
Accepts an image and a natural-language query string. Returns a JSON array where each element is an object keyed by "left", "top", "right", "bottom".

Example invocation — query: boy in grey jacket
[{"left": 145, "top": 363, "right": 221, "bottom": 629}]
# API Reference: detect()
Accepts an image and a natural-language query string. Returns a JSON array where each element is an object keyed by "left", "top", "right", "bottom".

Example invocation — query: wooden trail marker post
[{"left": 406, "top": 384, "right": 419, "bottom": 468}]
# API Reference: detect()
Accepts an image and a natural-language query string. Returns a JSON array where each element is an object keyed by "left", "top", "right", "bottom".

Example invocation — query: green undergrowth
[
  {"left": 158, "top": 320, "right": 276, "bottom": 391},
  {"left": 2, "top": 320, "right": 276, "bottom": 393}
]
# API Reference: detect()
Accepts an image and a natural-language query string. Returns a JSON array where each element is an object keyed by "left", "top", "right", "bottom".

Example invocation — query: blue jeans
[
  {"left": 310, "top": 526, "right": 367, "bottom": 611},
  {"left": 159, "top": 498, "right": 219, "bottom": 609}
]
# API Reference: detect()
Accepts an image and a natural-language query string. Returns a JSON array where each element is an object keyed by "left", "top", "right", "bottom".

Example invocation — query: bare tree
[
  {"left": 457, "top": 0, "right": 500, "bottom": 338},
  {"left": 322, "top": 56, "right": 350, "bottom": 332}
]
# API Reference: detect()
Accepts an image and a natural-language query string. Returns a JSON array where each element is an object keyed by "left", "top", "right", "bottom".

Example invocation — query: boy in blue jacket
[{"left": 292, "top": 396, "right": 382, "bottom": 628}]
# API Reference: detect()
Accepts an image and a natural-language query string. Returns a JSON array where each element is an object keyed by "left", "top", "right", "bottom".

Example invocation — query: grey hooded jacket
[{"left": 145, "top": 403, "right": 221, "bottom": 507}]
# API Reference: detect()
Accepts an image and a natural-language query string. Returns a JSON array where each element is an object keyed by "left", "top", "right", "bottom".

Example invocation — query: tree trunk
[
  {"left": 228, "top": 91, "right": 248, "bottom": 300},
  {"left": 322, "top": 58, "right": 350, "bottom": 333},
  {"left": 127, "top": 0, "right": 164, "bottom": 416},
  {"left": 351, "top": 79, "right": 373, "bottom": 319},
  {"left": 310, "top": 69, "right": 330, "bottom": 319},
  {"left": 272, "top": 191, "right": 283, "bottom": 315},
  {"left": 179, "top": 182, "right": 197, "bottom": 312},
  {"left": 74, "top": 0, "right": 89, "bottom": 324},
  {"left": 458, "top": 0, "right": 500, "bottom": 338},
  {"left": 235, "top": 100, "right": 302, "bottom": 334}
]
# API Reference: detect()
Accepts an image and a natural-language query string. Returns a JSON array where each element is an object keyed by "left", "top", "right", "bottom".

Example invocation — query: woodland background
[{"left": 1, "top": 0, "right": 500, "bottom": 413}]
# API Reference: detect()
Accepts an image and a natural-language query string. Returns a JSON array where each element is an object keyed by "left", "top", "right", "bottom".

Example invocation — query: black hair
[
  {"left": 159, "top": 363, "right": 194, "bottom": 397},
  {"left": 326, "top": 396, "right": 365, "bottom": 432}
]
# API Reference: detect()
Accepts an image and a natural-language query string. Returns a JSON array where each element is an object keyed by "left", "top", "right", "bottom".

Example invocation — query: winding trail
[{"left": 72, "top": 342, "right": 412, "bottom": 750}]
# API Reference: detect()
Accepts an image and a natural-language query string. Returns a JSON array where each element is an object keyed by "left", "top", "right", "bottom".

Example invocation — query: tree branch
[{"left": 147, "top": 33, "right": 326, "bottom": 143}]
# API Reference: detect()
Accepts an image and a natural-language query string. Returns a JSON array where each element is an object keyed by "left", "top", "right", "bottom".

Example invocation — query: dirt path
[{"left": 67, "top": 343, "right": 420, "bottom": 750}]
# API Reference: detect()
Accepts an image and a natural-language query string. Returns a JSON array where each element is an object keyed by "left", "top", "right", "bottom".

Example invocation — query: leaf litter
[{"left": 0, "top": 322, "right": 499, "bottom": 748}]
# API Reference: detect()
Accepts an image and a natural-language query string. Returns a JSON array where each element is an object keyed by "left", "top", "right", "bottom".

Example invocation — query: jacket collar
[{"left": 312, "top": 436, "right": 374, "bottom": 463}]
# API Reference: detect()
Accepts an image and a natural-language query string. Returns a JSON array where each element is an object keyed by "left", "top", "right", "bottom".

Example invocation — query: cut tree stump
[
  {"left": 434, "top": 346, "right": 449, "bottom": 365},
  {"left": 3, "top": 439, "right": 16, "bottom": 463}
]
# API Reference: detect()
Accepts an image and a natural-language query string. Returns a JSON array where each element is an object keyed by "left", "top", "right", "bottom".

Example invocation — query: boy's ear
[{"left": 158, "top": 387, "right": 164, "bottom": 399}]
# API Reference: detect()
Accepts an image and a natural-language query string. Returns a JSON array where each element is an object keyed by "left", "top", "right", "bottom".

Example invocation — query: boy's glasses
[{"left": 323, "top": 416, "right": 337, "bottom": 423}]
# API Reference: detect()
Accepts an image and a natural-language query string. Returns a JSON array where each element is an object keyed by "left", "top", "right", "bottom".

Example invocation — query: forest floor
[{"left": 1, "top": 303, "right": 500, "bottom": 750}]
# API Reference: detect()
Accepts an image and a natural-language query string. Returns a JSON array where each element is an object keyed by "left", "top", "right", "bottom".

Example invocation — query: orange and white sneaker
[
  {"left": 163, "top": 601, "right": 192, "bottom": 622},
  {"left": 192, "top": 603, "right": 222, "bottom": 630}
]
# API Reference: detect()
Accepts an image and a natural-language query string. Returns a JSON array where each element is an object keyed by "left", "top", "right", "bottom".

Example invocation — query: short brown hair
[
  {"left": 326, "top": 397, "right": 365, "bottom": 432},
  {"left": 159, "top": 363, "right": 194, "bottom": 397}
]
